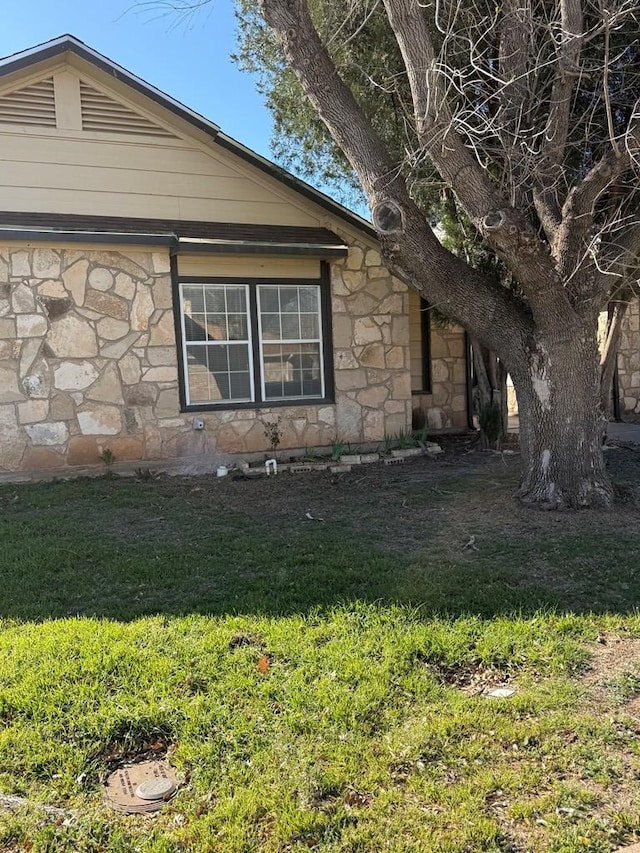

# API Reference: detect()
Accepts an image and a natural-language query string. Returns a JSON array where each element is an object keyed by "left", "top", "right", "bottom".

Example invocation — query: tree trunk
[{"left": 512, "top": 327, "right": 613, "bottom": 509}]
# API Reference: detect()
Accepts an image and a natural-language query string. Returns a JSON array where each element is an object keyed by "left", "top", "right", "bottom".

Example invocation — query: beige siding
[
  {"left": 0, "top": 128, "right": 320, "bottom": 225},
  {"left": 0, "top": 56, "right": 323, "bottom": 228},
  {"left": 177, "top": 255, "right": 321, "bottom": 279}
]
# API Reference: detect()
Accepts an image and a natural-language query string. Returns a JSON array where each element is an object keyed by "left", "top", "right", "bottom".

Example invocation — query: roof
[
  {"left": 0, "top": 212, "right": 349, "bottom": 257},
  {"left": 0, "top": 35, "right": 376, "bottom": 241}
]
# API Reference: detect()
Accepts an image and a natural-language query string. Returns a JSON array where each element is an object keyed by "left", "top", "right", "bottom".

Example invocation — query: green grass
[{"left": 0, "top": 469, "right": 639, "bottom": 851}]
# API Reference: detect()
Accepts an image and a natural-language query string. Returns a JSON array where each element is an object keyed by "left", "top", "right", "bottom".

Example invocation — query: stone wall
[
  {"left": 412, "top": 324, "right": 468, "bottom": 429},
  {"left": 0, "top": 239, "right": 413, "bottom": 474},
  {"left": 617, "top": 299, "right": 640, "bottom": 420}
]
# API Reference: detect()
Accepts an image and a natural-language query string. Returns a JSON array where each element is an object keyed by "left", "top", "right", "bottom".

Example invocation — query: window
[
  {"left": 408, "top": 290, "right": 431, "bottom": 393},
  {"left": 178, "top": 276, "right": 331, "bottom": 408}
]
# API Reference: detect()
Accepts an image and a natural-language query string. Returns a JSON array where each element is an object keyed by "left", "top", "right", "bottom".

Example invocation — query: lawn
[{"left": 1, "top": 447, "right": 640, "bottom": 852}]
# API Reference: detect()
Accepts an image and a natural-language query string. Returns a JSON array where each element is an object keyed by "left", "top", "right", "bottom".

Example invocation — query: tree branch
[
  {"left": 258, "top": 0, "right": 535, "bottom": 363},
  {"left": 379, "top": 0, "right": 575, "bottom": 323},
  {"left": 532, "top": 0, "right": 584, "bottom": 244}
]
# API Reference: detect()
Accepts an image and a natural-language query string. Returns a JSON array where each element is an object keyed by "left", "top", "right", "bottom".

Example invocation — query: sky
[{"left": 1, "top": 0, "right": 275, "bottom": 160}]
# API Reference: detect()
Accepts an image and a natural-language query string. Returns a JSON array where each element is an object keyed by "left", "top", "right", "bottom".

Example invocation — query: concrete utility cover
[
  {"left": 485, "top": 687, "right": 516, "bottom": 699},
  {"left": 104, "top": 760, "right": 177, "bottom": 814},
  {"left": 136, "top": 776, "right": 177, "bottom": 800}
]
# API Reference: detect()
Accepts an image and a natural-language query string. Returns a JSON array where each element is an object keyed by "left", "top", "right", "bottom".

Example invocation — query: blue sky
[{"left": 1, "top": 0, "right": 275, "bottom": 159}]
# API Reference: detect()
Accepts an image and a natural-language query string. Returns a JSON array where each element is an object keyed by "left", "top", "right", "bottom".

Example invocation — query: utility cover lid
[
  {"left": 136, "top": 776, "right": 177, "bottom": 801},
  {"left": 104, "top": 760, "right": 178, "bottom": 814}
]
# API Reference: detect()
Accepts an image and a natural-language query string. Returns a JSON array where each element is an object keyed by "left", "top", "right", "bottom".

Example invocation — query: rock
[
  {"left": 67, "top": 436, "right": 101, "bottom": 466},
  {"left": 85, "top": 290, "right": 129, "bottom": 320},
  {"left": 131, "top": 285, "right": 155, "bottom": 330},
  {"left": 54, "top": 361, "right": 100, "bottom": 391},
  {"left": 88, "top": 268, "right": 114, "bottom": 291},
  {"left": 47, "top": 314, "right": 98, "bottom": 358},
  {"left": 10, "top": 251, "right": 30, "bottom": 278},
  {"left": 86, "top": 363, "right": 124, "bottom": 404},
  {"left": 16, "top": 314, "right": 48, "bottom": 337},
  {"left": 0, "top": 404, "right": 26, "bottom": 470},
  {"left": 100, "top": 332, "right": 140, "bottom": 360},
  {"left": 62, "top": 259, "right": 88, "bottom": 306},
  {"left": 40, "top": 296, "right": 73, "bottom": 319},
  {"left": 11, "top": 283, "right": 36, "bottom": 313},
  {"left": 485, "top": 687, "right": 515, "bottom": 699},
  {"left": 32, "top": 249, "right": 61, "bottom": 279},
  {"left": 77, "top": 405, "right": 122, "bottom": 435},
  {"left": 142, "top": 366, "right": 177, "bottom": 382},
  {"left": 25, "top": 421, "right": 69, "bottom": 446},
  {"left": 148, "top": 311, "right": 176, "bottom": 346},
  {"left": 96, "top": 318, "right": 130, "bottom": 340},
  {"left": 0, "top": 365, "right": 25, "bottom": 402},
  {"left": 37, "top": 280, "right": 68, "bottom": 299},
  {"left": 118, "top": 353, "right": 141, "bottom": 385},
  {"left": 354, "top": 317, "right": 382, "bottom": 345},
  {"left": 18, "top": 399, "right": 49, "bottom": 424}
]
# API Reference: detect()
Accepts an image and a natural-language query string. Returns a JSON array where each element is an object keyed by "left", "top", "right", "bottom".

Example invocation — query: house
[
  {"left": 0, "top": 34, "right": 475, "bottom": 475},
  {"left": 10, "top": 36, "right": 637, "bottom": 474}
]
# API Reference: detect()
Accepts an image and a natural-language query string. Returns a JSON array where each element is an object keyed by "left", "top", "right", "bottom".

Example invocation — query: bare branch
[
  {"left": 379, "top": 0, "right": 571, "bottom": 319},
  {"left": 258, "top": 0, "right": 535, "bottom": 361}
]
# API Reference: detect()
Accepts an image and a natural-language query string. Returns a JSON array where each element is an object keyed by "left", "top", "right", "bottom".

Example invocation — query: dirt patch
[
  {"left": 582, "top": 636, "right": 640, "bottom": 687},
  {"left": 581, "top": 635, "right": 640, "bottom": 719}
]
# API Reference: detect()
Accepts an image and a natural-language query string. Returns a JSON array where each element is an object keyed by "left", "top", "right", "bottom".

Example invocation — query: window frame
[
  {"left": 411, "top": 296, "right": 432, "bottom": 396},
  {"left": 173, "top": 262, "right": 335, "bottom": 412}
]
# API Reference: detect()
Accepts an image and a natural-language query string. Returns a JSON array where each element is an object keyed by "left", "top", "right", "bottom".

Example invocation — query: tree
[
  {"left": 151, "top": 0, "right": 640, "bottom": 508},
  {"left": 253, "top": 0, "right": 640, "bottom": 509}
]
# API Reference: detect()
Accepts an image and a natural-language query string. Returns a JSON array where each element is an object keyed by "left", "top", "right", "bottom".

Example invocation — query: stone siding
[
  {"left": 0, "top": 239, "right": 413, "bottom": 473},
  {"left": 413, "top": 324, "right": 468, "bottom": 429},
  {"left": 617, "top": 299, "right": 640, "bottom": 419}
]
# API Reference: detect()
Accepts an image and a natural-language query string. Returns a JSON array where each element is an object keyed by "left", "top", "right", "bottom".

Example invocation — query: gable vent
[
  {"left": 79, "top": 81, "right": 177, "bottom": 137},
  {"left": 0, "top": 78, "right": 56, "bottom": 127}
]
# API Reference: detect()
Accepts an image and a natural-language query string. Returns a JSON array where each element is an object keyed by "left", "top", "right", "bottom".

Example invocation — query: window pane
[
  {"left": 228, "top": 344, "right": 250, "bottom": 371},
  {"left": 183, "top": 286, "right": 204, "bottom": 313},
  {"left": 208, "top": 346, "right": 230, "bottom": 373},
  {"left": 230, "top": 372, "right": 251, "bottom": 400},
  {"left": 205, "top": 288, "right": 226, "bottom": 313},
  {"left": 185, "top": 313, "right": 207, "bottom": 342},
  {"left": 227, "top": 313, "right": 248, "bottom": 341},
  {"left": 226, "top": 287, "right": 247, "bottom": 313},
  {"left": 279, "top": 286, "right": 300, "bottom": 313},
  {"left": 259, "top": 287, "right": 280, "bottom": 312},
  {"left": 260, "top": 314, "right": 281, "bottom": 339},
  {"left": 206, "top": 314, "right": 227, "bottom": 340},
  {"left": 300, "top": 314, "right": 319, "bottom": 338},
  {"left": 299, "top": 288, "right": 319, "bottom": 312},
  {"left": 281, "top": 314, "right": 300, "bottom": 339},
  {"left": 185, "top": 342, "right": 252, "bottom": 403},
  {"left": 262, "top": 342, "right": 322, "bottom": 400}
]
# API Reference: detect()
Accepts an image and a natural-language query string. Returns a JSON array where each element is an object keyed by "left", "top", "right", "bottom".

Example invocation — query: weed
[
  {"left": 393, "top": 429, "right": 420, "bottom": 449},
  {"left": 99, "top": 446, "right": 115, "bottom": 475},
  {"left": 262, "top": 417, "right": 282, "bottom": 455},
  {"left": 331, "top": 437, "right": 348, "bottom": 461},
  {"left": 413, "top": 426, "right": 430, "bottom": 446}
]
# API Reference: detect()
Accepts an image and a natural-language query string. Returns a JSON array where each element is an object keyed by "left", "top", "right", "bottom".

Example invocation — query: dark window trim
[
  {"left": 411, "top": 297, "right": 432, "bottom": 395},
  {"left": 172, "top": 263, "right": 335, "bottom": 412},
  {"left": 177, "top": 241, "right": 347, "bottom": 258}
]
